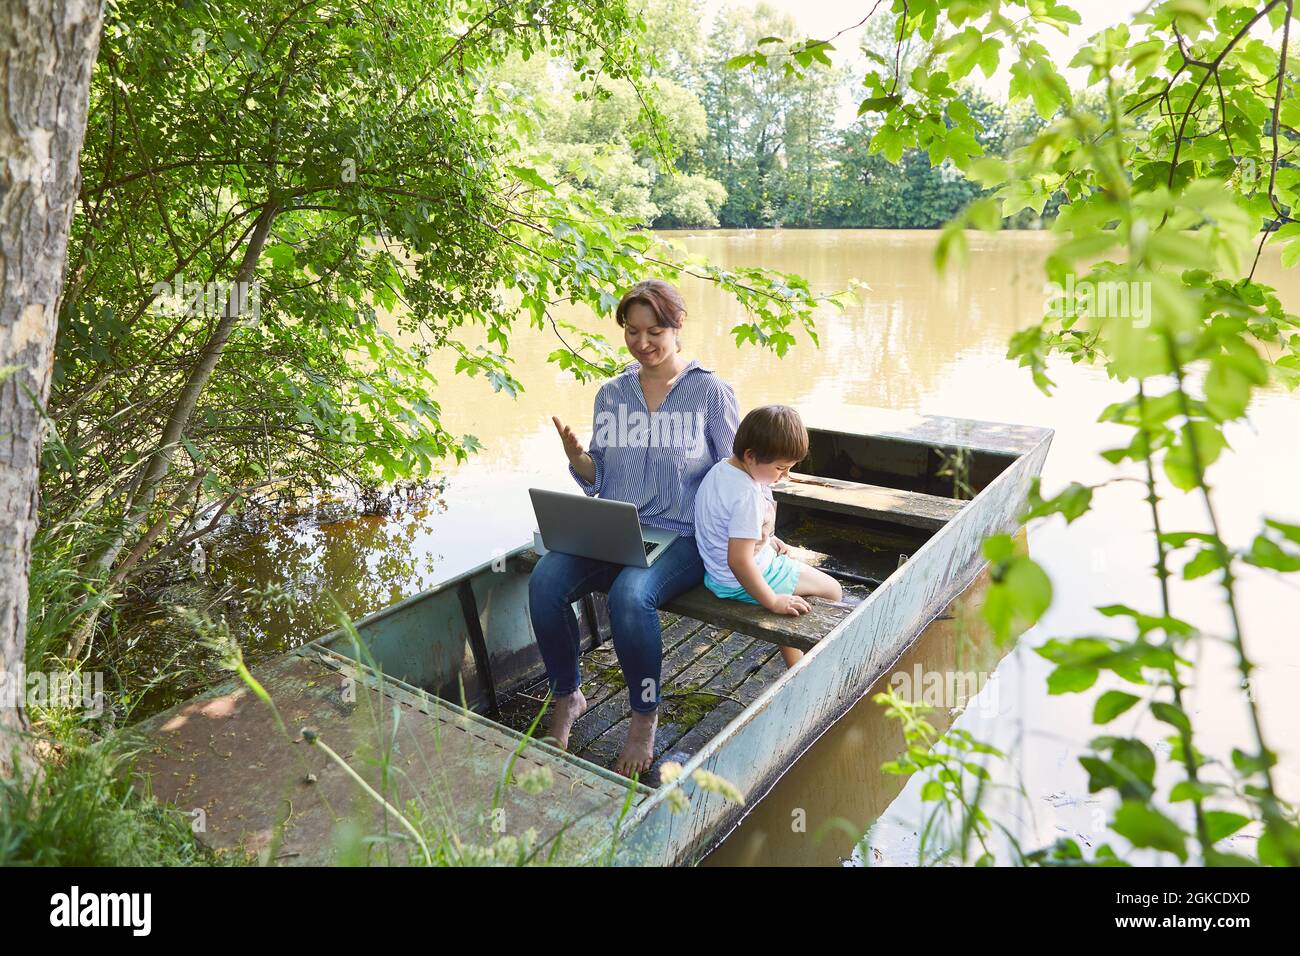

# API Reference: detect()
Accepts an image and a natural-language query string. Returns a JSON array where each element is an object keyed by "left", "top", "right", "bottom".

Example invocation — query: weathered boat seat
[
  {"left": 660, "top": 586, "right": 855, "bottom": 651},
  {"left": 511, "top": 546, "right": 861, "bottom": 651},
  {"left": 772, "top": 472, "right": 963, "bottom": 531}
]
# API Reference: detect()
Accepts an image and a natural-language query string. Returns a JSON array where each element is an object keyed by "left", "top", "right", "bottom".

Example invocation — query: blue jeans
[{"left": 527, "top": 535, "right": 705, "bottom": 714}]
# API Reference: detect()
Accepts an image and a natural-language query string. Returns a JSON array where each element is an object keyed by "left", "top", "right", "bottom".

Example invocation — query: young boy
[{"left": 692, "top": 404, "right": 843, "bottom": 668}]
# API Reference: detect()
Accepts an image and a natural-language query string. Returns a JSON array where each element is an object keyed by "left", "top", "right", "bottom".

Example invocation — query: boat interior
[{"left": 317, "top": 425, "right": 1021, "bottom": 784}]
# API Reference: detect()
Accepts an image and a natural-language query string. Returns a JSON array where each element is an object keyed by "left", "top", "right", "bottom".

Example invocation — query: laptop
[{"left": 528, "top": 488, "right": 678, "bottom": 568}]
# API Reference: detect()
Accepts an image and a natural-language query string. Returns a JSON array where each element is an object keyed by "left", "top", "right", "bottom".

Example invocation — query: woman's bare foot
[
  {"left": 615, "top": 708, "right": 658, "bottom": 778},
  {"left": 544, "top": 689, "right": 587, "bottom": 750}
]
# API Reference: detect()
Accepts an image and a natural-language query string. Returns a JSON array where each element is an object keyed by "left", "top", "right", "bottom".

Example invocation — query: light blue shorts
[{"left": 703, "top": 552, "right": 802, "bottom": 604}]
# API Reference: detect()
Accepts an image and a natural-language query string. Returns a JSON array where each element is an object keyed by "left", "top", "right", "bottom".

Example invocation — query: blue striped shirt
[{"left": 569, "top": 359, "right": 740, "bottom": 537}]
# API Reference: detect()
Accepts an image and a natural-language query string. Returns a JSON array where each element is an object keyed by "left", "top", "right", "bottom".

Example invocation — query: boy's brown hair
[{"left": 733, "top": 404, "right": 808, "bottom": 464}]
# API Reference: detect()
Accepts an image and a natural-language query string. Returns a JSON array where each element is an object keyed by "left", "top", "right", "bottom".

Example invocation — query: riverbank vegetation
[
  {"left": 35, "top": 0, "right": 843, "bottom": 694},
  {"left": 3, "top": 0, "right": 834, "bottom": 865}
]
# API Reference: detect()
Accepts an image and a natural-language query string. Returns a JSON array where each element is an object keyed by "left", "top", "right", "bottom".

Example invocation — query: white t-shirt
[{"left": 693, "top": 458, "right": 776, "bottom": 588}]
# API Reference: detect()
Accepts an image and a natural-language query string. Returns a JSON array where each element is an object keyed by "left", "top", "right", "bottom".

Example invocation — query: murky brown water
[{"left": 195, "top": 229, "right": 1299, "bottom": 865}]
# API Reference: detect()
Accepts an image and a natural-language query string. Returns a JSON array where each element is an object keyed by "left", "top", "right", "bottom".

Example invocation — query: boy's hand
[
  {"left": 771, "top": 536, "right": 790, "bottom": 555},
  {"left": 766, "top": 594, "right": 810, "bottom": 616}
]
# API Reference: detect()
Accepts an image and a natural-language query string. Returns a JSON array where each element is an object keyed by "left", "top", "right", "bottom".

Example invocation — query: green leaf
[
  {"left": 1204, "top": 342, "right": 1268, "bottom": 421},
  {"left": 1022, "top": 479, "right": 1093, "bottom": 524},
  {"left": 982, "top": 533, "right": 1015, "bottom": 563},
  {"left": 1283, "top": 237, "right": 1300, "bottom": 270},
  {"left": 870, "top": 124, "right": 909, "bottom": 164},
  {"left": 1204, "top": 811, "right": 1250, "bottom": 844},
  {"left": 1231, "top": 747, "right": 1277, "bottom": 776},
  {"left": 1169, "top": 780, "right": 1220, "bottom": 803},
  {"left": 1244, "top": 535, "right": 1300, "bottom": 573},
  {"left": 1181, "top": 547, "right": 1224, "bottom": 579},
  {"left": 1266, "top": 519, "right": 1300, "bottom": 546},
  {"left": 857, "top": 95, "right": 902, "bottom": 114},
  {"left": 507, "top": 165, "right": 554, "bottom": 193},
  {"left": 1150, "top": 701, "right": 1192, "bottom": 736},
  {"left": 264, "top": 243, "right": 297, "bottom": 270},
  {"left": 1047, "top": 664, "right": 1098, "bottom": 694},
  {"left": 1257, "top": 819, "right": 1300, "bottom": 866},
  {"left": 967, "top": 157, "right": 1010, "bottom": 188},
  {"left": 1093, "top": 690, "right": 1141, "bottom": 723},
  {"left": 982, "top": 541, "right": 1053, "bottom": 645},
  {"left": 1112, "top": 801, "right": 1188, "bottom": 862},
  {"left": 1163, "top": 421, "right": 1228, "bottom": 491}
]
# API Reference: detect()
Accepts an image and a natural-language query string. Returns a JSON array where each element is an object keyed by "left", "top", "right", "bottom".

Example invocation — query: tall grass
[
  {"left": 0, "top": 737, "right": 218, "bottom": 866},
  {"left": 25, "top": 521, "right": 112, "bottom": 671},
  {"left": 0, "top": 524, "right": 222, "bottom": 865}
]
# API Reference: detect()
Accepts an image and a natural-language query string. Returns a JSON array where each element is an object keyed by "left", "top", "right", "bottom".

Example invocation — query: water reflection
[
  {"left": 208, "top": 487, "right": 450, "bottom": 645},
  {"left": 704, "top": 566, "right": 1011, "bottom": 866}
]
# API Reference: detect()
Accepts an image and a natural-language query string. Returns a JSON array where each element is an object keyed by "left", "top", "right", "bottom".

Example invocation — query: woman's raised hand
[{"left": 552, "top": 416, "right": 585, "bottom": 465}]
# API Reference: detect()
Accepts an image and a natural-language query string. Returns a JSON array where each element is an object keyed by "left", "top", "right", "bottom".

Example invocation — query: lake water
[{"left": 205, "top": 229, "right": 1300, "bottom": 865}]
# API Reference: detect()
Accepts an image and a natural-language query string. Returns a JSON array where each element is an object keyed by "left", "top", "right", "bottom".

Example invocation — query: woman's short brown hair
[
  {"left": 733, "top": 405, "right": 808, "bottom": 464},
  {"left": 615, "top": 279, "right": 686, "bottom": 337}
]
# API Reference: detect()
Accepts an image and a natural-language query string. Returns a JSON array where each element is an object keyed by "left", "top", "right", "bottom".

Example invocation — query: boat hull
[
  {"left": 127, "top": 406, "right": 1052, "bottom": 866},
  {"left": 612, "top": 409, "right": 1052, "bottom": 865}
]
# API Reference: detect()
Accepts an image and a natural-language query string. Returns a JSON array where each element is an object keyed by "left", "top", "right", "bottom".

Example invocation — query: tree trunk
[
  {"left": 0, "top": 0, "right": 104, "bottom": 776},
  {"left": 116, "top": 204, "right": 278, "bottom": 540}
]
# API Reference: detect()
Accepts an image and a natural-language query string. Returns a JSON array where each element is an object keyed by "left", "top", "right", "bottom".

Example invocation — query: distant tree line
[{"left": 497, "top": 0, "right": 1063, "bottom": 229}]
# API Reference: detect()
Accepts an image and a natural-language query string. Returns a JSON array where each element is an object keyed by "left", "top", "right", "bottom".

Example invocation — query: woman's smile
[{"left": 621, "top": 299, "right": 680, "bottom": 367}]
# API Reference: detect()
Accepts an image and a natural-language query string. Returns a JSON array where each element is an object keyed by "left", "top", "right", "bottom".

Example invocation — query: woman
[{"left": 528, "top": 279, "right": 739, "bottom": 777}]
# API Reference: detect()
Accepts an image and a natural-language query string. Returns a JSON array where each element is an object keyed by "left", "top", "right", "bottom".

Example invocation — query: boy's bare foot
[
  {"left": 779, "top": 646, "right": 804, "bottom": 668},
  {"left": 543, "top": 689, "right": 587, "bottom": 750},
  {"left": 614, "top": 708, "right": 657, "bottom": 778}
]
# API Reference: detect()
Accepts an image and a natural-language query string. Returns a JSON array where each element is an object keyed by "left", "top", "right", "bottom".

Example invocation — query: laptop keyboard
[{"left": 644, "top": 541, "right": 660, "bottom": 555}]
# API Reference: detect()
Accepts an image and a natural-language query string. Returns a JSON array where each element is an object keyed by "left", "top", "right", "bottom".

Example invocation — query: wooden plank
[
  {"left": 798, "top": 404, "right": 1053, "bottom": 457},
  {"left": 496, "top": 612, "right": 694, "bottom": 736},
  {"left": 648, "top": 638, "right": 778, "bottom": 772},
  {"left": 568, "top": 621, "right": 723, "bottom": 756},
  {"left": 579, "top": 629, "right": 755, "bottom": 766},
  {"left": 511, "top": 546, "right": 860, "bottom": 652},
  {"left": 652, "top": 651, "right": 788, "bottom": 779},
  {"left": 495, "top": 644, "right": 625, "bottom": 737},
  {"left": 772, "top": 471, "right": 964, "bottom": 531},
  {"left": 661, "top": 587, "right": 855, "bottom": 652}
]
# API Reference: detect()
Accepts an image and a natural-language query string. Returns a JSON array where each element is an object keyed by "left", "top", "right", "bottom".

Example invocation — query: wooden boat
[{"left": 128, "top": 406, "right": 1052, "bottom": 865}]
